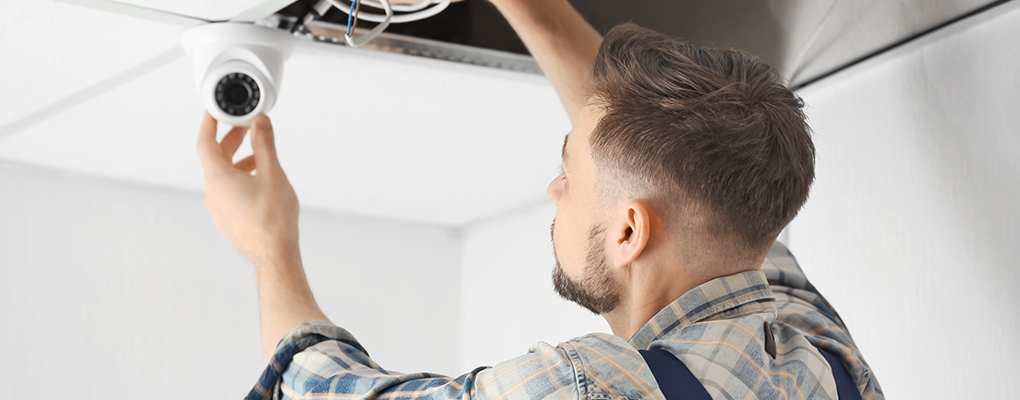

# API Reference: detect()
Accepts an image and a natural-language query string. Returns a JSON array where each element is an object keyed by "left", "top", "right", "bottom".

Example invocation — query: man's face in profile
[{"left": 547, "top": 104, "right": 623, "bottom": 315}]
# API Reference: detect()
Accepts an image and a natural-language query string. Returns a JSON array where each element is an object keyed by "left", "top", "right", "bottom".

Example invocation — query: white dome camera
[{"left": 181, "top": 23, "right": 295, "bottom": 127}]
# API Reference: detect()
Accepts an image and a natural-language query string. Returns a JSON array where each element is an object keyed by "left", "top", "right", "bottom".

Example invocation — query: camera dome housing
[{"left": 181, "top": 23, "right": 294, "bottom": 127}]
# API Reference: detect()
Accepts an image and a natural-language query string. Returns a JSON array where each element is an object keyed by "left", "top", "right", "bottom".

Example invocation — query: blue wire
[{"left": 346, "top": 0, "right": 360, "bottom": 36}]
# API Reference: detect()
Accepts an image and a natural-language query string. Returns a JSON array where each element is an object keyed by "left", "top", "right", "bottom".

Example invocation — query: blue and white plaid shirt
[{"left": 245, "top": 242, "right": 883, "bottom": 400}]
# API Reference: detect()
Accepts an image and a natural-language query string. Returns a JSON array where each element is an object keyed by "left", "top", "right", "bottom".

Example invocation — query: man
[{"left": 196, "top": 0, "right": 884, "bottom": 398}]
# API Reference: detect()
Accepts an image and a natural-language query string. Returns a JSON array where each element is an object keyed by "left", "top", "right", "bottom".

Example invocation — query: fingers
[
  {"left": 220, "top": 125, "right": 249, "bottom": 161},
  {"left": 234, "top": 155, "right": 257, "bottom": 174},
  {"left": 197, "top": 112, "right": 229, "bottom": 173},
  {"left": 250, "top": 114, "right": 283, "bottom": 176},
  {"left": 199, "top": 113, "right": 282, "bottom": 180}
]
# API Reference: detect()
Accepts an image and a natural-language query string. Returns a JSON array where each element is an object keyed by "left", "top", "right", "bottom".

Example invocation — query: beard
[{"left": 551, "top": 220, "right": 622, "bottom": 315}]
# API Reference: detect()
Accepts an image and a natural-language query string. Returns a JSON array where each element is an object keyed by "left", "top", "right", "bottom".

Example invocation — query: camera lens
[
  {"left": 215, "top": 73, "right": 261, "bottom": 116},
  {"left": 224, "top": 82, "right": 250, "bottom": 106}
]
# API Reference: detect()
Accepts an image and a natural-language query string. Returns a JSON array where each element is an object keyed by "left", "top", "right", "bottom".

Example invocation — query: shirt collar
[{"left": 628, "top": 270, "right": 777, "bottom": 349}]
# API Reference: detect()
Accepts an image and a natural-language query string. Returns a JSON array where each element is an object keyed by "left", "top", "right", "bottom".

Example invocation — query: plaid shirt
[{"left": 246, "top": 242, "right": 883, "bottom": 400}]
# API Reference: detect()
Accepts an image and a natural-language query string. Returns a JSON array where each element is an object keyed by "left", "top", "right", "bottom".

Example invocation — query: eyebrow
[{"left": 561, "top": 133, "right": 570, "bottom": 166}]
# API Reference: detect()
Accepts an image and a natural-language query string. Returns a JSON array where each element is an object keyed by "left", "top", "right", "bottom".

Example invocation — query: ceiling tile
[
  {"left": 786, "top": 0, "right": 997, "bottom": 84},
  {"left": 0, "top": 37, "right": 570, "bottom": 227},
  {"left": 569, "top": 0, "right": 998, "bottom": 85},
  {"left": 0, "top": 0, "right": 186, "bottom": 131},
  {"left": 112, "top": 0, "right": 269, "bottom": 22}
]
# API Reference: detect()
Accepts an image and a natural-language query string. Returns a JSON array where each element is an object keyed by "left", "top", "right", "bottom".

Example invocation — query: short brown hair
[{"left": 588, "top": 24, "right": 814, "bottom": 255}]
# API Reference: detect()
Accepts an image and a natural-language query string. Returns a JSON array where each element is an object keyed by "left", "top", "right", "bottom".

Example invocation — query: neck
[
  {"left": 602, "top": 255, "right": 764, "bottom": 340},
  {"left": 602, "top": 265, "right": 702, "bottom": 340}
]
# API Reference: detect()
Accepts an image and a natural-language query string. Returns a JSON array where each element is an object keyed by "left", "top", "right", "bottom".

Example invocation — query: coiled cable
[{"left": 327, "top": 0, "right": 452, "bottom": 47}]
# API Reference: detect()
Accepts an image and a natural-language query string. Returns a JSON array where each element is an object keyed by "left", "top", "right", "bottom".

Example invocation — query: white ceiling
[
  {"left": 5, "top": 0, "right": 999, "bottom": 227},
  {"left": 111, "top": 0, "right": 267, "bottom": 21},
  {"left": 0, "top": 0, "right": 185, "bottom": 130},
  {"left": 0, "top": 0, "right": 570, "bottom": 227}
]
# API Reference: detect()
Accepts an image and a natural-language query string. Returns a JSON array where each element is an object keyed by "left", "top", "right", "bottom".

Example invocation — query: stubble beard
[{"left": 551, "top": 220, "right": 622, "bottom": 315}]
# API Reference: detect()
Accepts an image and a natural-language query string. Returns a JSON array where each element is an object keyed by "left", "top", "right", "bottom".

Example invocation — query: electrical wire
[
  {"left": 328, "top": 0, "right": 391, "bottom": 46},
  {"left": 345, "top": 0, "right": 360, "bottom": 36},
  {"left": 347, "top": 0, "right": 450, "bottom": 23},
  {"left": 352, "top": 0, "right": 361, "bottom": 31},
  {"left": 327, "top": 0, "right": 451, "bottom": 47}
]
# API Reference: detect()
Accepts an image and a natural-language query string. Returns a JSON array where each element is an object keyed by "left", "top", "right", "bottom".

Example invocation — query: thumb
[{"left": 250, "top": 114, "right": 283, "bottom": 175}]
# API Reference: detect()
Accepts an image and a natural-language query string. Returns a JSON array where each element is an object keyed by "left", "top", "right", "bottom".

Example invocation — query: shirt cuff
[{"left": 245, "top": 320, "right": 368, "bottom": 400}]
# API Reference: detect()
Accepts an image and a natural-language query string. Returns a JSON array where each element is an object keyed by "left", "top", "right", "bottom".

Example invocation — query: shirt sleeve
[{"left": 244, "top": 320, "right": 584, "bottom": 400}]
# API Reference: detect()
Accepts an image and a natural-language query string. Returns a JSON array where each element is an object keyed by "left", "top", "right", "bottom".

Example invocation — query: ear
[{"left": 610, "top": 201, "right": 653, "bottom": 270}]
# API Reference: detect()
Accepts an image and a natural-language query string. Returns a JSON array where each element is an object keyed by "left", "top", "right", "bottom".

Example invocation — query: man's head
[{"left": 549, "top": 24, "right": 814, "bottom": 317}]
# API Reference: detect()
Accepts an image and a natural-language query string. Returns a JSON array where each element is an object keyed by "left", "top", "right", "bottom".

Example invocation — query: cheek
[{"left": 553, "top": 207, "right": 585, "bottom": 276}]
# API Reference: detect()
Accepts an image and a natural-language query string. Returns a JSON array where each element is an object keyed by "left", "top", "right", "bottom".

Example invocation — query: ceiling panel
[
  {"left": 781, "top": 0, "right": 999, "bottom": 84},
  {"left": 567, "top": 0, "right": 1000, "bottom": 85},
  {"left": 397, "top": 0, "right": 1000, "bottom": 86},
  {"left": 111, "top": 0, "right": 264, "bottom": 22},
  {"left": 0, "top": 38, "right": 569, "bottom": 227},
  {"left": 0, "top": 0, "right": 185, "bottom": 130}
]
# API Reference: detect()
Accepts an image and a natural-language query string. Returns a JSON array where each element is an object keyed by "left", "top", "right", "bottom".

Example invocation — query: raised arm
[
  {"left": 489, "top": 0, "right": 602, "bottom": 123},
  {"left": 196, "top": 113, "right": 329, "bottom": 363}
]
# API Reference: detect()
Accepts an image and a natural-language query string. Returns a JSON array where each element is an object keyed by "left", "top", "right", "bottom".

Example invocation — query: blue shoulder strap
[
  {"left": 816, "top": 346, "right": 863, "bottom": 400},
  {"left": 639, "top": 346, "right": 862, "bottom": 400},
  {"left": 638, "top": 349, "right": 712, "bottom": 400}
]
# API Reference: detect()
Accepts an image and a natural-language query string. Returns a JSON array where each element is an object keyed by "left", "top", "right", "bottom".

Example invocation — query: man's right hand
[
  {"left": 196, "top": 112, "right": 300, "bottom": 266},
  {"left": 196, "top": 112, "right": 331, "bottom": 363}
]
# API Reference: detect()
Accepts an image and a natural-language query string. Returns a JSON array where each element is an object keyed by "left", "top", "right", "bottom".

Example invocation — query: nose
[{"left": 547, "top": 173, "right": 563, "bottom": 205}]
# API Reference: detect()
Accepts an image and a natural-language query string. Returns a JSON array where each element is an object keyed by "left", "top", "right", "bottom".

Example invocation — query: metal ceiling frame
[{"left": 303, "top": 19, "right": 542, "bottom": 75}]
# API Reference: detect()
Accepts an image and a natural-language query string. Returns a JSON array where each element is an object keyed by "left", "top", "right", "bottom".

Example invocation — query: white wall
[
  {"left": 458, "top": 202, "right": 609, "bottom": 370},
  {"left": 0, "top": 161, "right": 462, "bottom": 400},
  {"left": 787, "top": 3, "right": 1020, "bottom": 399}
]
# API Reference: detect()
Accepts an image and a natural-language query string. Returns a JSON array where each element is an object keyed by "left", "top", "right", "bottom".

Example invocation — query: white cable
[
  {"left": 355, "top": 0, "right": 450, "bottom": 23},
  {"left": 327, "top": 0, "right": 452, "bottom": 46},
  {"left": 327, "top": 0, "right": 392, "bottom": 47},
  {"left": 362, "top": 0, "right": 433, "bottom": 13},
  {"left": 330, "top": 0, "right": 451, "bottom": 24}
]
